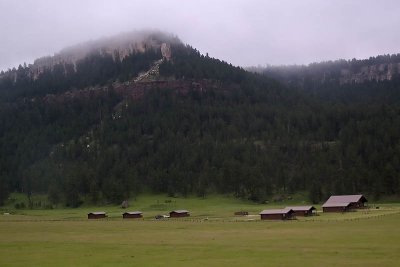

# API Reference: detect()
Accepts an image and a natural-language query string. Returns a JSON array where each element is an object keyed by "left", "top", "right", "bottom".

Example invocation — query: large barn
[
  {"left": 170, "top": 210, "right": 190, "bottom": 218},
  {"left": 322, "top": 195, "right": 368, "bottom": 212},
  {"left": 285, "top": 206, "right": 316, "bottom": 216},
  {"left": 88, "top": 212, "right": 107, "bottom": 219},
  {"left": 259, "top": 208, "right": 295, "bottom": 220},
  {"left": 122, "top": 211, "right": 143, "bottom": 219}
]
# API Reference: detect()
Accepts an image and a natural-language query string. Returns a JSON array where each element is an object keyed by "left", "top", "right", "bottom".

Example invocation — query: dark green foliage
[
  {"left": 0, "top": 43, "right": 400, "bottom": 206},
  {"left": 0, "top": 49, "right": 161, "bottom": 102},
  {"left": 0, "top": 175, "right": 9, "bottom": 205}
]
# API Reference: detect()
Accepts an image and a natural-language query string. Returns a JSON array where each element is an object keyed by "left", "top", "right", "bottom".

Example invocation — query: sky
[{"left": 1, "top": 0, "right": 400, "bottom": 71}]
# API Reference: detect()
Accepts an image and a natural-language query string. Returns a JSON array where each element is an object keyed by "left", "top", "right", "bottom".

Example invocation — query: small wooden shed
[
  {"left": 259, "top": 208, "right": 295, "bottom": 220},
  {"left": 285, "top": 206, "right": 316, "bottom": 216},
  {"left": 88, "top": 212, "right": 107, "bottom": 219},
  {"left": 122, "top": 211, "right": 143, "bottom": 219},
  {"left": 170, "top": 210, "right": 190, "bottom": 218}
]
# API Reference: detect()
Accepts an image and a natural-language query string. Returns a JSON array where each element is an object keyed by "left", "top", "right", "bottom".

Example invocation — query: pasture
[{"left": 0, "top": 194, "right": 399, "bottom": 266}]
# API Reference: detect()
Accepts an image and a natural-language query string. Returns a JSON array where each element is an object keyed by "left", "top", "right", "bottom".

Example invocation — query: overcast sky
[{"left": 1, "top": 0, "right": 400, "bottom": 71}]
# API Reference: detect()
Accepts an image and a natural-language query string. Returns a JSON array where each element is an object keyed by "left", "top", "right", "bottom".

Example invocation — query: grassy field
[{"left": 0, "top": 194, "right": 399, "bottom": 266}]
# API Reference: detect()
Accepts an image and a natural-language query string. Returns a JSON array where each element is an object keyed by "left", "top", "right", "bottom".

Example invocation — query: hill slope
[{"left": 0, "top": 31, "right": 400, "bottom": 207}]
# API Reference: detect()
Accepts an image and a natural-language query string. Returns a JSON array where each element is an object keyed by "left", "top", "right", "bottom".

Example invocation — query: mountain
[
  {"left": 250, "top": 54, "right": 400, "bottom": 86},
  {"left": 0, "top": 31, "right": 399, "bottom": 208}
]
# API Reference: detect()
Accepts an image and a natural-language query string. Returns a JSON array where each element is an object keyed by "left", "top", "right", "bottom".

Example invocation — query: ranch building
[
  {"left": 322, "top": 195, "right": 368, "bottom": 212},
  {"left": 88, "top": 212, "right": 107, "bottom": 219},
  {"left": 170, "top": 210, "right": 190, "bottom": 218},
  {"left": 285, "top": 206, "right": 317, "bottom": 216},
  {"left": 122, "top": 211, "right": 143, "bottom": 219},
  {"left": 259, "top": 208, "right": 295, "bottom": 220}
]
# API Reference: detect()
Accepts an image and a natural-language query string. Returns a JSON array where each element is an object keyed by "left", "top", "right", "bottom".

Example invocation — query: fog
[{"left": 1, "top": 0, "right": 400, "bottom": 71}]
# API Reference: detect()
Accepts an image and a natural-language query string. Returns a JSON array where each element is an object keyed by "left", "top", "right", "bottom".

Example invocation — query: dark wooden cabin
[
  {"left": 259, "top": 208, "right": 295, "bottom": 220},
  {"left": 122, "top": 211, "right": 143, "bottom": 219},
  {"left": 169, "top": 210, "right": 190, "bottom": 218},
  {"left": 88, "top": 212, "right": 107, "bottom": 219},
  {"left": 322, "top": 195, "right": 368, "bottom": 212},
  {"left": 286, "top": 206, "right": 316, "bottom": 216},
  {"left": 322, "top": 202, "right": 351, "bottom": 213}
]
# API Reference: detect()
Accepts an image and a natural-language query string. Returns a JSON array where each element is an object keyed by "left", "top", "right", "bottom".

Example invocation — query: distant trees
[
  {"left": 0, "top": 49, "right": 162, "bottom": 102},
  {"left": 0, "top": 42, "right": 399, "bottom": 207}
]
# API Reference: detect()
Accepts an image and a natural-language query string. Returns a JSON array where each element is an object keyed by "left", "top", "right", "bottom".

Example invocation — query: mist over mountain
[
  {"left": 0, "top": 30, "right": 399, "bottom": 208},
  {"left": 250, "top": 54, "right": 400, "bottom": 86}
]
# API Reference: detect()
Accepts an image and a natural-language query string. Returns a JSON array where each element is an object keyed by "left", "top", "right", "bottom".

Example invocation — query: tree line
[{"left": 0, "top": 43, "right": 399, "bottom": 207}]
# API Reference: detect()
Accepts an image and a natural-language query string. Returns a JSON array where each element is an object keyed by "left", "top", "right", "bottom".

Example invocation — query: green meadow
[{"left": 0, "top": 194, "right": 399, "bottom": 266}]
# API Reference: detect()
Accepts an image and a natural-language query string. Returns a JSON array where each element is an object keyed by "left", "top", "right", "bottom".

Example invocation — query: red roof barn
[
  {"left": 170, "top": 210, "right": 190, "bottom": 218},
  {"left": 122, "top": 211, "right": 143, "bottom": 219},
  {"left": 322, "top": 195, "right": 368, "bottom": 212},
  {"left": 286, "top": 206, "right": 316, "bottom": 216},
  {"left": 259, "top": 208, "right": 295, "bottom": 220}
]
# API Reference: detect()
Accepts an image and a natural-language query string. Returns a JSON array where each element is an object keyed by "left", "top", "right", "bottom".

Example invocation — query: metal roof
[
  {"left": 286, "top": 206, "right": 316, "bottom": 211},
  {"left": 259, "top": 208, "right": 293, "bottom": 215},
  {"left": 322, "top": 202, "right": 351, "bottom": 208},
  {"left": 171, "top": 210, "right": 189, "bottom": 213},
  {"left": 123, "top": 211, "right": 142, "bottom": 215},
  {"left": 325, "top": 195, "right": 367, "bottom": 204}
]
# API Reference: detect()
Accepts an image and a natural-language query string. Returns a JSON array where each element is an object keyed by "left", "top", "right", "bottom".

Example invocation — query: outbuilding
[
  {"left": 286, "top": 206, "right": 317, "bottom": 216},
  {"left": 88, "top": 212, "right": 107, "bottom": 219},
  {"left": 122, "top": 211, "right": 143, "bottom": 219},
  {"left": 322, "top": 195, "right": 368, "bottom": 212},
  {"left": 259, "top": 208, "right": 295, "bottom": 220},
  {"left": 322, "top": 202, "right": 351, "bottom": 213},
  {"left": 169, "top": 210, "right": 190, "bottom": 218}
]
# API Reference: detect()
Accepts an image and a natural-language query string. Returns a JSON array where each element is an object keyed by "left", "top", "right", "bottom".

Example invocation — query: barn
[
  {"left": 259, "top": 208, "right": 295, "bottom": 220},
  {"left": 285, "top": 206, "right": 316, "bottom": 216},
  {"left": 122, "top": 211, "right": 143, "bottom": 219},
  {"left": 170, "top": 210, "right": 190, "bottom": 218},
  {"left": 88, "top": 212, "right": 107, "bottom": 219},
  {"left": 322, "top": 195, "right": 368, "bottom": 212},
  {"left": 322, "top": 202, "right": 351, "bottom": 213}
]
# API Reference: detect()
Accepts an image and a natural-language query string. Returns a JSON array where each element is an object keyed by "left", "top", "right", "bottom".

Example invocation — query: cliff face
[
  {"left": 257, "top": 54, "right": 400, "bottom": 86},
  {"left": 338, "top": 63, "right": 400, "bottom": 84},
  {"left": 4, "top": 30, "right": 180, "bottom": 80}
]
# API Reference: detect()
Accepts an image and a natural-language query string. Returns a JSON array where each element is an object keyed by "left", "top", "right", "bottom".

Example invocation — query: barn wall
[
  {"left": 260, "top": 214, "right": 284, "bottom": 220},
  {"left": 88, "top": 214, "right": 106, "bottom": 219},
  {"left": 323, "top": 207, "right": 347, "bottom": 212},
  {"left": 123, "top": 214, "right": 142, "bottom": 219}
]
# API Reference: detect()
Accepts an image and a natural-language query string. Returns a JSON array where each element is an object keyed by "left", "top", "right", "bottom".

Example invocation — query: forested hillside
[{"left": 0, "top": 37, "right": 399, "bottom": 207}]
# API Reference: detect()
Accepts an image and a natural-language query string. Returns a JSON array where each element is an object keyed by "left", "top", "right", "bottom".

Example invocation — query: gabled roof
[
  {"left": 322, "top": 202, "right": 351, "bottom": 208},
  {"left": 171, "top": 210, "right": 189, "bottom": 213},
  {"left": 88, "top": 211, "right": 106, "bottom": 215},
  {"left": 324, "top": 195, "right": 367, "bottom": 204},
  {"left": 259, "top": 208, "right": 293, "bottom": 215},
  {"left": 123, "top": 211, "right": 142, "bottom": 215},
  {"left": 286, "top": 206, "right": 316, "bottom": 211}
]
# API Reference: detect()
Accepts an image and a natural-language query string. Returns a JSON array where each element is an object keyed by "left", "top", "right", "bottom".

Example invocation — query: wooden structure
[
  {"left": 322, "top": 195, "right": 368, "bottom": 212},
  {"left": 88, "top": 212, "right": 107, "bottom": 219},
  {"left": 122, "top": 211, "right": 143, "bottom": 219},
  {"left": 259, "top": 208, "right": 295, "bottom": 220},
  {"left": 169, "top": 210, "right": 190, "bottom": 218},
  {"left": 322, "top": 202, "right": 351, "bottom": 213},
  {"left": 286, "top": 206, "right": 316, "bottom": 216}
]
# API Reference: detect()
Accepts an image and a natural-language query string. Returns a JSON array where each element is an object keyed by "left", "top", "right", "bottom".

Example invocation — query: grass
[{"left": 0, "top": 194, "right": 400, "bottom": 266}]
